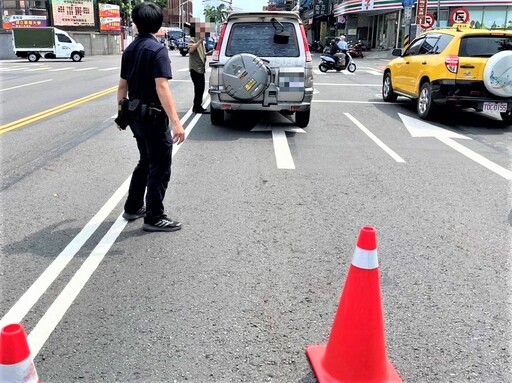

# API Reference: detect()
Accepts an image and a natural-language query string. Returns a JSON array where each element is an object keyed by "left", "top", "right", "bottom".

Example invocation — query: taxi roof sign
[{"left": 453, "top": 23, "right": 470, "bottom": 29}]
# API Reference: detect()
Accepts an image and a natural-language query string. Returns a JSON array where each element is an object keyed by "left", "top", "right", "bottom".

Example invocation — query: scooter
[{"left": 319, "top": 51, "right": 357, "bottom": 73}]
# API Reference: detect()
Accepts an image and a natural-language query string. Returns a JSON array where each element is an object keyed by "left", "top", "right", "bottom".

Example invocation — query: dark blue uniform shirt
[{"left": 120, "top": 33, "right": 172, "bottom": 105}]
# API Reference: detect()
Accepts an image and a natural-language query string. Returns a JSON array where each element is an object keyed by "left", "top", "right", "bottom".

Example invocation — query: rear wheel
[
  {"left": 28, "top": 53, "right": 39, "bottom": 62},
  {"left": 382, "top": 72, "right": 398, "bottom": 102},
  {"left": 295, "top": 109, "right": 310, "bottom": 128},
  {"left": 211, "top": 108, "right": 225, "bottom": 126},
  {"left": 417, "top": 82, "right": 437, "bottom": 120},
  {"left": 319, "top": 63, "right": 329, "bottom": 73},
  {"left": 501, "top": 111, "right": 512, "bottom": 126}
]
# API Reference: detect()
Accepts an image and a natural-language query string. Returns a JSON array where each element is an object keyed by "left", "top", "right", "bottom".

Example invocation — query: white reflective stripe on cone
[
  {"left": 352, "top": 247, "right": 379, "bottom": 270},
  {"left": 0, "top": 357, "right": 39, "bottom": 383}
]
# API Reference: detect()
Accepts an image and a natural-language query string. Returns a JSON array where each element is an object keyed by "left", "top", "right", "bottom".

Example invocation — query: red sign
[
  {"left": 450, "top": 8, "right": 470, "bottom": 24},
  {"left": 421, "top": 13, "right": 435, "bottom": 29},
  {"left": 415, "top": 0, "right": 428, "bottom": 24}
]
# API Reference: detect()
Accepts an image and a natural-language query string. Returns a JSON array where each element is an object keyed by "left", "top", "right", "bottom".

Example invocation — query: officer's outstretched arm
[{"left": 155, "top": 78, "right": 185, "bottom": 144}]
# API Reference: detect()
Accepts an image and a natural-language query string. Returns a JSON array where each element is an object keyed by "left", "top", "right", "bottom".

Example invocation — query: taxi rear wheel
[
  {"left": 382, "top": 72, "right": 397, "bottom": 102},
  {"left": 417, "top": 82, "right": 437, "bottom": 120}
]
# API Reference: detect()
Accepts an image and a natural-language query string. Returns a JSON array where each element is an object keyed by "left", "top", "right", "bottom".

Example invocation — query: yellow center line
[{"left": 0, "top": 86, "right": 118, "bottom": 135}]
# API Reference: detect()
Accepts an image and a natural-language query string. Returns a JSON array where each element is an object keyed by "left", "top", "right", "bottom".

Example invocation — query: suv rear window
[
  {"left": 459, "top": 36, "right": 512, "bottom": 57},
  {"left": 225, "top": 22, "right": 299, "bottom": 58}
]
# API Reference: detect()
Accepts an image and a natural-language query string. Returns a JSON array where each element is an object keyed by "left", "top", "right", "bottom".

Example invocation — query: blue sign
[{"left": 401, "top": 0, "right": 416, "bottom": 6}]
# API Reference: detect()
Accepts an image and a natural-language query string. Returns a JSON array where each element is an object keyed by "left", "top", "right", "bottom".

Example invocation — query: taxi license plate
[{"left": 483, "top": 102, "right": 507, "bottom": 112}]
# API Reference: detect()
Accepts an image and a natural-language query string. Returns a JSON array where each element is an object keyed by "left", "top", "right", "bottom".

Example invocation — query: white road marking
[
  {"left": 272, "top": 127, "right": 295, "bottom": 169},
  {"left": 314, "top": 82, "right": 381, "bottom": 87},
  {"left": 0, "top": 96, "right": 210, "bottom": 339},
  {"left": 314, "top": 100, "right": 391, "bottom": 104},
  {"left": 74, "top": 67, "right": 99, "bottom": 71},
  {"left": 98, "top": 67, "right": 119, "bottom": 71},
  {"left": 0, "top": 79, "right": 53, "bottom": 92},
  {"left": 367, "top": 70, "right": 383, "bottom": 76},
  {"left": 24, "top": 67, "right": 51, "bottom": 72},
  {"left": 399, "top": 113, "right": 512, "bottom": 180},
  {"left": 48, "top": 67, "right": 73, "bottom": 72},
  {"left": 344, "top": 112, "right": 406, "bottom": 163}
]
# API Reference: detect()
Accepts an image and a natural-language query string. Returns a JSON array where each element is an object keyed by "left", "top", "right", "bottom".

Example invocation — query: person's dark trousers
[
  {"left": 190, "top": 69, "right": 205, "bottom": 110},
  {"left": 124, "top": 121, "right": 173, "bottom": 223}
]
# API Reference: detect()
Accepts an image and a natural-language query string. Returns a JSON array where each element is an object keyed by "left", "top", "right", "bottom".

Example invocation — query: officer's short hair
[{"left": 132, "top": 2, "right": 163, "bottom": 34}]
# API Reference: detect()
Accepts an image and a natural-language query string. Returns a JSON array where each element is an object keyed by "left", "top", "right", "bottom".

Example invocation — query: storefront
[{"left": 333, "top": 0, "right": 512, "bottom": 49}]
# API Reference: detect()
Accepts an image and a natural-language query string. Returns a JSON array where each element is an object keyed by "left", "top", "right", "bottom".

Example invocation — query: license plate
[{"left": 483, "top": 102, "right": 507, "bottom": 112}]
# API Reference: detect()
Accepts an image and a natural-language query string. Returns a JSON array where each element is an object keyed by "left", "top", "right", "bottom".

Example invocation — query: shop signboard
[
  {"left": 314, "top": 0, "right": 329, "bottom": 17},
  {"left": 415, "top": 0, "right": 428, "bottom": 25},
  {"left": 99, "top": 3, "right": 121, "bottom": 31},
  {"left": 2, "top": 15, "right": 47, "bottom": 29}
]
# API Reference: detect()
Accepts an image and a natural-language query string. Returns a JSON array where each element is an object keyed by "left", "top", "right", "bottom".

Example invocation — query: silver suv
[{"left": 208, "top": 11, "right": 314, "bottom": 128}]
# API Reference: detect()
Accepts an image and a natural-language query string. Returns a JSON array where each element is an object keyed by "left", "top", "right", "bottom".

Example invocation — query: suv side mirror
[{"left": 392, "top": 48, "right": 402, "bottom": 56}]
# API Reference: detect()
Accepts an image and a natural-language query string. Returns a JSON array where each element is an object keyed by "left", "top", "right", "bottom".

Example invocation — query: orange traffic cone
[
  {"left": 0, "top": 323, "right": 40, "bottom": 382},
  {"left": 306, "top": 226, "right": 402, "bottom": 382}
]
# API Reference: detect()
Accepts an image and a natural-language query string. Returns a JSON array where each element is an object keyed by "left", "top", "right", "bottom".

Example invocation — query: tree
[{"left": 203, "top": 4, "right": 229, "bottom": 24}]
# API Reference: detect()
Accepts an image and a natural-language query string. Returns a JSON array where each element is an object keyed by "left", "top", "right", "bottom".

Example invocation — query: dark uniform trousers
[{"left": 124, "top": 120, "right": 173, "bottom": 223}]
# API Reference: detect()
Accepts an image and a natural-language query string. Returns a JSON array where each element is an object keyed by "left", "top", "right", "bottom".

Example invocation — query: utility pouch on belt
[
  {"left": 114, "top": 98, "right": 131, "bottom": 130},
  {"left": 147, "top": 105, "right": 169, "bottom": 130}
]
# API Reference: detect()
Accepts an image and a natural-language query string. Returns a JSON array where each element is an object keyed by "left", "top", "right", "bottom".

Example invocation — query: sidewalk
[{"left": 363, "top": 49, "right": 395, "bottom": 60}]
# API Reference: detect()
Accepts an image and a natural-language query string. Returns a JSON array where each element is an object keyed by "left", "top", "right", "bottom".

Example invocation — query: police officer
[{"left": 116, "top": 2, "right": 186, "bottom": 232}]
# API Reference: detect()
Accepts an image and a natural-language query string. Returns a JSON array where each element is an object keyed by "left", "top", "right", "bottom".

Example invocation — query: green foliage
[{"left": 203, "top": 4, "right": 229, "bottom": 24}]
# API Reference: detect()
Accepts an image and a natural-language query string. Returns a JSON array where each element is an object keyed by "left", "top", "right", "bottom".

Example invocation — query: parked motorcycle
[
  {"left": 319, "top": 51, "right": 357, "bottom": 73},
  {"left": 309, "top": 40, "right": 324, "bottom": 53},
  {"left": 348, "top": 40, "right": 364, "bottom": 58}
]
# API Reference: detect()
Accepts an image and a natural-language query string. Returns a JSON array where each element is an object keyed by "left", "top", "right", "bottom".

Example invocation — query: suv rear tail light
[
  {"left": 445, "top": 55, "right": 459, "bottom": 74},
  {"left": 300, "top": 24, "right": 312, "bottom": 62},
  {"left": 212, "top": 23, "right": 226, "bottom": 62}
]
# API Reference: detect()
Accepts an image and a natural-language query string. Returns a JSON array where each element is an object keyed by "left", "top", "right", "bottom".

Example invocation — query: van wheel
[
  {"left": 417, "top": 82, "right": 437, "bottom": 120},
  {"left": 382, "top": 72, "right": 398, "bottom": 102},
  {"left": 295, "top": 109, "right": 310, "bottom": 128},
  {"left": 211, "top": 108, "right": 224, "bottom": 125},
  {"left": 501, "top": 111, "right": 512, "bottom": 126},
  {"left": 28, "top": 53, "right": 39, "bottom": 62},
  {"left": 71, "top": 52, "right": 82, "bottom": 62}
]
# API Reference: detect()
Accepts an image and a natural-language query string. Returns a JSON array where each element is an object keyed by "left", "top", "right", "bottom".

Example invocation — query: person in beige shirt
[{"left": 189, "top": 20, "right": 212, "bottom": 114}]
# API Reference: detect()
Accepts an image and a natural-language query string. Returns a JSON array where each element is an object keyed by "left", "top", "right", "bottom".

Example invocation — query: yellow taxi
[{"left": 382, "top": 25, "right": 512, "bottom": 125}]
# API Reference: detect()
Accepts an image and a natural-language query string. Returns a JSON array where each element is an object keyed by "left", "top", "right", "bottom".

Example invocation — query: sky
[{"left": 193, "top": 0, "right": 269, "bottom": 18}]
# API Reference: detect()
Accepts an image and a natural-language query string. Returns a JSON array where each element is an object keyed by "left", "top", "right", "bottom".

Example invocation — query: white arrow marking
[{"left": 399, "top": 113, "right": 512, "bottom": 180}]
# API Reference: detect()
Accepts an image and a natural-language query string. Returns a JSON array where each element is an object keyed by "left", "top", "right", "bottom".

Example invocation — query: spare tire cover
[
  {"left": 222, "top": 53, "right": 270, "bottom": 100},
  {"left": 483, "top": 50, "right": 512, "bottom": 97}
]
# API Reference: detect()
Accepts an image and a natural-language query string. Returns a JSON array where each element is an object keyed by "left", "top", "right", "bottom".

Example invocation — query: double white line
[{"left": 0, "top": 98, "right": 210, "bottom": 357}]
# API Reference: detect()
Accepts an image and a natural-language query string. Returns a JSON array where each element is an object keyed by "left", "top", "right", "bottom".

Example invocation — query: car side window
[
  {"left": 404, "top": 37, "right": 425, "bottom": 56},
  {"left": 418, "top": 35, "right": 439, "bottom": 54},
  {"left": 432, "top": 34, "right": 453, "bottom": 54},
  {"left": 57, "top": 34, "right": 72, "bottom": 43}
]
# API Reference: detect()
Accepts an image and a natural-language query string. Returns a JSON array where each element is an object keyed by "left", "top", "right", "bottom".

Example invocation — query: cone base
[{"left": 306, "top": 345, "right": 402, "bottom": 383}]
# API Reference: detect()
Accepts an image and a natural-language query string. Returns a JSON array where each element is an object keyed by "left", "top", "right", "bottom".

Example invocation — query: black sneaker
[
  {"left": 193, "top": 107, "right": 210, "bottom": 114},
  {"left": 122, "top": 207, "right": 146, "bottom": 221},
  {"left": 143, "top": 216, "right": 182, "bottom": 232}
]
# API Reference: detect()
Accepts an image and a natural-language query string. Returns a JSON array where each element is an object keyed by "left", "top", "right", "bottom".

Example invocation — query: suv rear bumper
[
  {"left": 432, "top": 80, "right": 512, "bottom": 111},
  {"left": 209, "top": 88, "right": 314, "bottom": 111}
]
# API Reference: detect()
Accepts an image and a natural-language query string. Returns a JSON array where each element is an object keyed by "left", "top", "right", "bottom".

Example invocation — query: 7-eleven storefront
[{"left": 333, "top": 0, "right": 512, "bottom": 50}]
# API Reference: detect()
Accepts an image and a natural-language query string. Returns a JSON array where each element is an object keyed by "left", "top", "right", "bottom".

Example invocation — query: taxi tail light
[
  {"left": 211, "top": 23, "right": 226, "bottom": 62},
  {"left": 300, "top": 24, "right": 312, "bottom": 62},
  {"left": 445, "top": 55, "right": 459, "bottom": 74}
]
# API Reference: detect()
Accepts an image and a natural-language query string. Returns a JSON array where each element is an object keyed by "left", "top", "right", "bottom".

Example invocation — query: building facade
[{"left": 331, "top": 0, "right": 512, "bottom": 49}]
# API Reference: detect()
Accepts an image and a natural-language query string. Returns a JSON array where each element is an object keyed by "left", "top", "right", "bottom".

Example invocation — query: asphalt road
[{"left": 0, "top": 51, "right": 511, "bottom": 383}]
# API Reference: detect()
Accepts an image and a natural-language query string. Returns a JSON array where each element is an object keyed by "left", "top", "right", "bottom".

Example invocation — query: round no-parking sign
[
  {"left": 421, "top": 13, "right": 435, "bottom": 29},
  {"left": 450, "top": 8, "right": 470, "bottom": 24}
]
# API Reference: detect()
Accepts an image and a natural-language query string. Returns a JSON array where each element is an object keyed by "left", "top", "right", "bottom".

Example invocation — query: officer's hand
[{"left": 172, "top": 122, "right": 186, "bottom": 144}]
